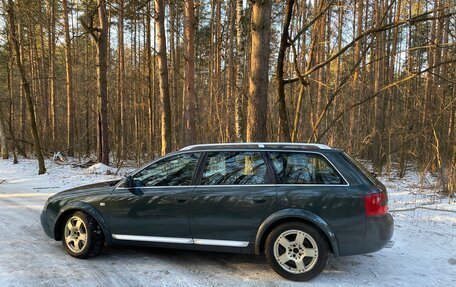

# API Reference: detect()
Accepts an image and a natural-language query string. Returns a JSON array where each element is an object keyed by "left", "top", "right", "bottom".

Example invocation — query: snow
[
  {"left": 0, "top": 158, "right": 455, "bottom": 286},
  {"left": 0, "top": 158, "right": 133, "bottom": 193},
  {"left": 86, "top": 162, "right": 117, "bottom": 174}
]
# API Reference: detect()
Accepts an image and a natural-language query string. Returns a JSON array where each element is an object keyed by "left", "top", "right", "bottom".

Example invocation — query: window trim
[
  {"left": 115, "top": 149, "right": 350, "bottom": 189},
  {"left": 192, "top": 152, "right": 207, "bottom": 185},
  {"left": 262, "top": 151, "right": 280, "bottom": 184},
  {"left": 265, "top": 151, "right": 350, "bottom": 186},
  {"left": 194, "top": 184, "right": 275, "bottom": 188},
  {"left": 116, "top": 186, "right": 195, "bottom": 190}
]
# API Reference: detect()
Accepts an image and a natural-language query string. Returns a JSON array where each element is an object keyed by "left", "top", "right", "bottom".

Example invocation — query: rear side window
[
  {"left": 341, "top": 152, "right": 381, "bottom": 185},
  {"left": 201, "top": 151, "right": 268, "bottom": 185},
  {"left": 268, "top": 152, "right": 345, "bottom": 185}
]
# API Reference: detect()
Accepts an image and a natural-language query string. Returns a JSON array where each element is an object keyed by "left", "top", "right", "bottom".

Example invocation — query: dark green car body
[{"left": 41, "top": 143, "right": 393, "bottom": 258}]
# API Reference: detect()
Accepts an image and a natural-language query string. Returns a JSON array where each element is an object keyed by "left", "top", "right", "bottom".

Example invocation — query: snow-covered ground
[{"left": 0, "top": 158, "right": 455, "bottom": 286}]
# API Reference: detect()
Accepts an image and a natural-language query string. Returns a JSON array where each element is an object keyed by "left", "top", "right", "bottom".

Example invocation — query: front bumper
[{"left": 40, "top": 210, "right": 54, "bottom": 239}]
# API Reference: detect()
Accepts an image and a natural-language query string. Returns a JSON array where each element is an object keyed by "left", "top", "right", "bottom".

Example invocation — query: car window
[
  {"left": 134, "top": 153, "right": 200, "bottom": 186},
  {"left": 268, "top": 152, "right": 345, "bottom": 184},
  {"left": 201, "top": 151, "right": 267, "bottom": 185},
  {"left": 341, "top": 152, "right": 382, "bottom": 186}
]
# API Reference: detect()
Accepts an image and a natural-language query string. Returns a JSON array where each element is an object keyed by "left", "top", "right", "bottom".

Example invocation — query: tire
[
  {"left": 61, "top": 211, "right": 104, "bottom": 259},
  {"left": 265, "top": 222, "right": 328, "bottom": 281}
]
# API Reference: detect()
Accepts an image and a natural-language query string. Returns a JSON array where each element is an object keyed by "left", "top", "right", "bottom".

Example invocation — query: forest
[{"left": 0, "top": 0, "right": 454, "bottom": 194}]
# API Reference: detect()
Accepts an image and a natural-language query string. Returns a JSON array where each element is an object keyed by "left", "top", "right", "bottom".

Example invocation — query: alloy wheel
[
  {"left": 273, "top": 229, "right": 319, "bottom": 274},
  {"left": 64, "top": 216, "right": 88, "bottom": 253}
]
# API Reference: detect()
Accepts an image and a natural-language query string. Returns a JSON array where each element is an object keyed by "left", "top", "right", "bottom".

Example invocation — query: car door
[
  {"left": 189, "top": 151, "right": 277, "bottom": 247},
  {"left": 108, "top": 152, "right": 200, "bottom": 243},
  {"left": 268, "top": 151, "right": 365, "bottom": 243}
]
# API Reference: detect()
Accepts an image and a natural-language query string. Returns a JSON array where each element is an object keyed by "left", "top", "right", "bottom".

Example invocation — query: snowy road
[{"left": 0, "top": 159, "right": 455, "bottom": 286}]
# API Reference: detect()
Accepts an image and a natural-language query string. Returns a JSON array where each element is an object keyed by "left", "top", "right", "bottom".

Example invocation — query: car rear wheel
[
  {"left": 62, "top": 211, "right": 104, "bottom": 258},
  {"left": 265, "top": 222, "right": 328, "bottom": 281}
]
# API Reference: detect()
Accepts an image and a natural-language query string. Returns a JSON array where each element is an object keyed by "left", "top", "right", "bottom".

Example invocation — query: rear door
[
  {"left": 268, "top": 151, "right": 365, "bottom": 243},
  {"left": 189, "top": 151, "right": 277, "bottom": 247}
]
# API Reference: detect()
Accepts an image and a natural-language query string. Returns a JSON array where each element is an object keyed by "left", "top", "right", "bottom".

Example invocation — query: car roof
[{"left": 179, "top": 142, "right": 334, "bottom": 152}]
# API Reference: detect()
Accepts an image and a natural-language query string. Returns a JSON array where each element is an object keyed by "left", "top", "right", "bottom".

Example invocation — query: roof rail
[{"left": 180, "top": 142, "right": 331, "bottom": 151}]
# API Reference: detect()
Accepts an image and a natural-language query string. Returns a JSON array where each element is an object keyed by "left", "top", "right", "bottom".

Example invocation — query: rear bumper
[
  {"left": 363, "top": 212, "right": 394, "bottom": 252},
  {"left": 339, "top": 213, "right": 394, "bottom": 256},
  {"left": 40, "top": 210, "right": 54, "bottom": 239}
]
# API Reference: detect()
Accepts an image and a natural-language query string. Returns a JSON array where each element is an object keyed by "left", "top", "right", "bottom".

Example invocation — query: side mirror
[
  {"left": 125, "top": 175, "right": 144, "bottom": 196},
  {"left": 125, "top": 175, "right": 133, "bottom": 187}
]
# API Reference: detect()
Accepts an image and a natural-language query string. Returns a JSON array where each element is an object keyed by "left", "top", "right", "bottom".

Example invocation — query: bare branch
[{"left": 317, "top": 58, "right": 456, "bottom": 141}]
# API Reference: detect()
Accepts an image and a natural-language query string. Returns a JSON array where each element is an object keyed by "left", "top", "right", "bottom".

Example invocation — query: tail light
[{"left": 364, "top": 192, "right": 388, "bottom": 216}]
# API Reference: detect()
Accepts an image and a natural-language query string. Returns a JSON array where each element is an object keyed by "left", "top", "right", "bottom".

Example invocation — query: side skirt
[{"left": 112, "top": 234, "right": 249, "bottom": 247}]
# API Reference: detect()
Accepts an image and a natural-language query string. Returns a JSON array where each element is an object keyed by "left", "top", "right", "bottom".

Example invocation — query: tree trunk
[
  {"left": 353, "top": 0, "right": 363, "bottom": 82},
  {"left": 276, "top": 0, "right": 294, "bottom": 142},
  {"left": 372, "top": 0, "right": 386, "bottom": 174},
  {"left": 169, "top": 0, "right": 179, "bottom": 148},
  {"left": 226, "top": 1, "right": 236, "bottom": 141},
  {"left": 0, "top": 108, "right": 8, "bottom": 159},
  {"left": 246, "top": 0, "right": 272, "bottom": 142},
  {"left": 145, "top": 0, "right": 154, "bottom": 154},
  {"left": 97, "top": 0, "right": 110, "bottom": 165},
  {"left": 214, "top": 0, "right": 223, "bottom": 140},
  {"left": 38, "top": 4, "right": 49, "bottom": 139},
  {"left": 350, "top": 0, "right": 364, "bottom": 150},
  {"left": 117, "top": 0, "right": 125, "bottom": 159},
  {"left": 48, "top": 0, "right": 57, "bottom": 146},
  {"left": 62, "top": 0, "right": 74, "bottom": 156},
  {"left": 234, "top": 0, "right": 245, "bottom": 141},
  {"left": 154, "top": 0, "right": 172, "bottom": 154},
  {"left": 183, "top": 0, "right": 196, "bottom": 146},
  {"left": 18, "top": 21, "right": 26, "bottom": 151},
  {"left": 6, "top": 33, "right": 19, "bottom": 163},
  {"left": 6, "top": 0, "right": 46, "bottom": 174}
]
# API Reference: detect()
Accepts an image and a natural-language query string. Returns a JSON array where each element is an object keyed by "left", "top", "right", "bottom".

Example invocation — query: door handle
[
  {"left": 175, "top": 196, "right": 189, "bottom": 204},
  {"left": 252, "top": 196, "right": 270, "bottom": 204}
]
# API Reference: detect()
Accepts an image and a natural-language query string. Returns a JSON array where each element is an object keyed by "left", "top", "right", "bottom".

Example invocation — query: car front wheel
[
  {"left": 62, "top": 211, "right": 104, "bottom": 258},
  {"left": 265, "top": 222, "right": 328, "bottom": 281}
]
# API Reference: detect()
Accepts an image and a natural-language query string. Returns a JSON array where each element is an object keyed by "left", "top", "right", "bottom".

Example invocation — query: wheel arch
[
  {"left": 255, "top": 209, "right": 339, "bottom": 257},
  {"left": 53, "top": 202, "right": 113, "bottom": 245}
]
